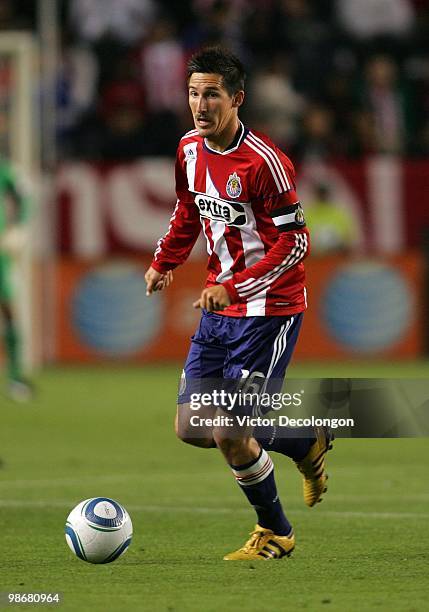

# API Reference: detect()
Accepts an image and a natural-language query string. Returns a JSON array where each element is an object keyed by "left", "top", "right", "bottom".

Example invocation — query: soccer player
[
  {"left": 0, "top": 160, "right": 33, "bottom": 402},
  {"left": 145, "top": 48, "right": 332, "bottom": 560}
]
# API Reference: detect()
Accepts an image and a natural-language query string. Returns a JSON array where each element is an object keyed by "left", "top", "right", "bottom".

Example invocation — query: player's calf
[{"left": 215, "top": 432, "right": 294, "bottom": 553}]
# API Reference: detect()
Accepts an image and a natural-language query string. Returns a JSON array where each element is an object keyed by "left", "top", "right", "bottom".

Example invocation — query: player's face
[{"left": 188, "top": 73, "right": 243, "bottom": 144}]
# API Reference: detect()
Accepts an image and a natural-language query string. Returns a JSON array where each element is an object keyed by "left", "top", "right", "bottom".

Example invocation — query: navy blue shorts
[{"left": 178, "top": 311, "right": 303, "bottom": 410}]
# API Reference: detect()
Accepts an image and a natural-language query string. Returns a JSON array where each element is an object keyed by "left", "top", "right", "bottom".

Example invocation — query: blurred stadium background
[
  {"left": 1, "top": 0, "right": 428, "bottom": 372},
  {"left": 1, "top": 2, "right": 429, "bottom": 609}
]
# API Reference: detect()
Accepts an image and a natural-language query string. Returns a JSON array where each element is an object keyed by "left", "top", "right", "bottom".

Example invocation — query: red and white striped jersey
[{"left": 151, "top": 122, "right": 310, "bottom": 317}]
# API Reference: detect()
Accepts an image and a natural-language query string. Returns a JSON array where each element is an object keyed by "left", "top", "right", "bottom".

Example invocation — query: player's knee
[
  {"left": 174, "top": 412, "right": 189, "bottom": 442},
  {"left": 212, "top": 430, "right": 244, "bottom": 453},
  {"left": 174, "top": 408, "right": 214, "bottom": 448},
  {"left": 213, "top": 428, "right": 255, "bottom": 463},
  {"left": 216, "top": 439, "right": 241, "bottom": 464}
]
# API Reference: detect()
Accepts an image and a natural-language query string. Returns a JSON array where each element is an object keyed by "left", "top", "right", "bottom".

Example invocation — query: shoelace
[{"left": 242, "top": 530, "right": 268, "bottom": 552}]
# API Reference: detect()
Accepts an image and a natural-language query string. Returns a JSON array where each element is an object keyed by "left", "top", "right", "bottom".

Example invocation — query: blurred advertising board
[
  {"left": 55, "top": 159, "right": 429, "bottom": 256},
  {"left": 54, "top": 254, "right": 423, "bottom": 362}
]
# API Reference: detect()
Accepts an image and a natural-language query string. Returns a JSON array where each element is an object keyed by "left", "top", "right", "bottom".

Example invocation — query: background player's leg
[
  {"left": 0, "top": 255, "right": 26, "bottom": 385},
  {"left": 0, "top": 300, "right": 33, "bottom": 401},
  {"left": 0, "top": 254, "right": 33, "bottom": 401},
  {"left": 1, "top": 302, "right": 23, "bottom": 383}
]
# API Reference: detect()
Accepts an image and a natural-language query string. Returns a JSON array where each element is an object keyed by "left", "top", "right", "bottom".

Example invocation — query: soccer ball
[{"left": 65, "top": 497, "right": 133, "bottom": 564}]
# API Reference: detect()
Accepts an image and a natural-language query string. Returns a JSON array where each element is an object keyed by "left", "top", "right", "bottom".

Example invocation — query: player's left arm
[
  {"left": 221, "top": 153, "right": 309, "bottom": 306},
  {"left": 222, "top": 224, "right": 309, "bottom": 305}
]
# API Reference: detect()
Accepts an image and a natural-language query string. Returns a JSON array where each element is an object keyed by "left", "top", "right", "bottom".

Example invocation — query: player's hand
[
  {"left": 193, "top": 285, "right": 231, "bottom": 312},
  {"left": 145, "top": 266, "right": 173, "bottom": 296}
]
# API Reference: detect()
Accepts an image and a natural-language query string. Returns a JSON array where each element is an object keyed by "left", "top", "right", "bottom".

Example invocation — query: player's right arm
[
  {"left": 221, "top": 146, "right": 309, "bottom": 305},
  {"left": 146, "top": 146, "right": 201, "bottom": 294}
]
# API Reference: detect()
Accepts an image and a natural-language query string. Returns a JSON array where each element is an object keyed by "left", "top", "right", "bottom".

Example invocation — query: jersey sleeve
[
  {"left": 222, "top": 149, "right": 309, "bottom": 304},
  {"left": 150, "top": 148, "right": 201, "bottom": 274}
]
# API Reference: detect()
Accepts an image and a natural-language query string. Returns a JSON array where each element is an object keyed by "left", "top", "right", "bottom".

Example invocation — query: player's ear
[{"left": 232, "top": 90, "right": 244, "bottom": 108}]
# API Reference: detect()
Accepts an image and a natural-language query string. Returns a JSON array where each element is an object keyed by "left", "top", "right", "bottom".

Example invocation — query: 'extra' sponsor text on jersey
[{"left": 194, "top": 193, "right": 247, "bottom": 227}]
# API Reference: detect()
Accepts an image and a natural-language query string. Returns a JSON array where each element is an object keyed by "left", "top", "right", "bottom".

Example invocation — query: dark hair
[{"left": 187, "top": 47, "right": 246, "bottom": 96}]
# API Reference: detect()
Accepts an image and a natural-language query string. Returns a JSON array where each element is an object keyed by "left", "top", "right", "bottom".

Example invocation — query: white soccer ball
[{"left": 65, "top": 497, "right": 133, "bottom": 564}]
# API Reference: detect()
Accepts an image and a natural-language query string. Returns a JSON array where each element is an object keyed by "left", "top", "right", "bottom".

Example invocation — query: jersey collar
[{"left": 203, "top": 121, "right": 248, "bottom": 155}]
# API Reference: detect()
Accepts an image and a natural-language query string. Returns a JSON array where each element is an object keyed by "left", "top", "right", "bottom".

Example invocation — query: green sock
[{"left": 4, "top": 320, "right": 22, "bottom": 380}]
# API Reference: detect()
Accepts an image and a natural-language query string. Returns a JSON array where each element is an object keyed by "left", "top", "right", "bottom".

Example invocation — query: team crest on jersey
[{"left": 226, "top": 172, "right": 242, "bottom": 198}]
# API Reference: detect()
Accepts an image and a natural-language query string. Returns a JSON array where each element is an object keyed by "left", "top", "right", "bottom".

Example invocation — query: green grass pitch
[{"left": 1, "top": 363, "right": 429, "bottom": 611}]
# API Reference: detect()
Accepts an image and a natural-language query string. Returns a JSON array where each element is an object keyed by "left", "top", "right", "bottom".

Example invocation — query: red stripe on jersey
[
  {"left": 202, "top": 218, "right": 224, "bottom": 278},
  {"left": 223, "top": 225, "right": 247, "bottom": 275}
]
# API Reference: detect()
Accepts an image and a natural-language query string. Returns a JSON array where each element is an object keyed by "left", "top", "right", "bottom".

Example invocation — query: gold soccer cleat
[
  {"left": 223, "top": 524, "right": 295, "bottom": 560},
  {"left": 295, "top": 426, "right": 333, "bottom": 507}
]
